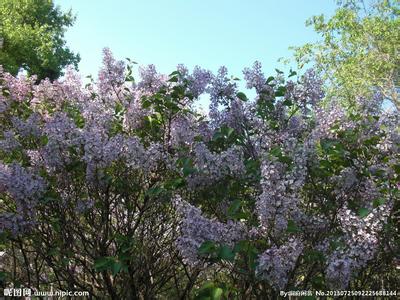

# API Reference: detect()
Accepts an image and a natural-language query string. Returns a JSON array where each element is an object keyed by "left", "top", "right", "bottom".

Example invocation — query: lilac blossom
[
  {"left": 170, "top": 115, "right": 197, "bottom": 146},
  {"left": 186, "top": 142, "right": 246, "bottom": 188},
  {"left": 324, "top": 203, "right": 392, "bottom": 289},
  {"left": 0, "top": 130, "right": 20, "bottom": 153},
  {"left": 0, "top": 163, "right": 46, "bottom": 235},
  {"left": 208, "top": 66, "right": 238, "bottom": 126},
  {"left": 42, "top": 112, "right": 82, "bottom": 171},
  {"left": 256, "top": 238, "right": 304, "bottom": 290},
  {"left": 285, "top": 69, "right": 324, "bottom": 109},
  {"left": 174, "top": 196, "right": 247, "bottom": 266},
  {"left": 2, "top": 72, "right": 36, "bottom": 102},
  {"left": 325, "top": 255, "right": 353, "bottom": 290},
  {"left": 11, "top": 113, "right": 42, "bottom": 138},
  {"left": 137, "top": 64, "right": 166, "bottom": 92},
  {"left": 243, "top": 61, "right": 267, "bottom": 92},
  {"left": 256, "top": 160, "right": 303, "bottom": 235},
  {"left": 187, "top": 66, "right": 212, "bottom": 98},
  {"left": 97, "top": 47, "right": 125, "bottom": 100}
]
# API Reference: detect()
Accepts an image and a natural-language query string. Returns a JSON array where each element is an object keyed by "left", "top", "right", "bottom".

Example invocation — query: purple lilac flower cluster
[
  {"left": 0, "top": 163, "right": 46, "bottom": 234},
  {"left": 173, "top": 196, "right": 247, "bottom": 266},
  {"left": 256, "top": 238, "right": 304, "bottom": 290},
  {"left": 325, "top": 202, "right": 392, "bottom": 289}
]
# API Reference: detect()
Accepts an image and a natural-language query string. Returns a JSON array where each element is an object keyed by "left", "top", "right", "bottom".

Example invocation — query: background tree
[
  {"left": 292, "top": 0, "right": 399, "bottom": 109},
  {"left": 0, "top": 0, "right": 80, "bottom": 81}
]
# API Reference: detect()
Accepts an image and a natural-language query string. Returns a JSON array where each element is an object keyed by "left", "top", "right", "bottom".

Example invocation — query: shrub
[{"left": 0, "top": 49, "right": 399, "bottom": 298}]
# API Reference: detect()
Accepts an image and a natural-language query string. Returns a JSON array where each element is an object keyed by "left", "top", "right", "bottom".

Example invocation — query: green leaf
[
  {"left": 227, "top": 199, "right": 241, "bottom": 216},
  {"left": 111, "top": 261, "right": 123, "bottom": 276},
  {"left": 114, "top": 101, "right": 125, "bottom": 115},
  {"left": 287, "top": 219, "right": 301, "bottom": 233},
  {"left": 303, "top": 249, "right": 325, "bottom": 263},
  {"left": 3, "top": 88, "right": 11, "bottom": 96},
  {"left": 195, "top": 282, "right": 224, "bottom": 300},
  {"left": 222, "top": 126, "right": 235, "bottom": 138},
  {"left": 0, "top": 271, "right": 6, "bottom": 282},
  {"left": 164, "top": 178, "right": 185, "bottom": 189},
  {"left": 289, "top": 69, "right": 297, "bottom": 77},
  {"left": 182, "top": 166, "right": 196, "bottom": 177},
  {"left": 329, "top": 239, "right": 346, "bottom": 251},
  {"left": 211, "top": 287, "right": 223, "bottom": 300},
  {"left": 40, "top": 135, "right": 49, "bottom": 146},
  {"left": 266, "top": 76, "right": 275, "bottom": 84},
  {"left": 302, "top": 297, "right": 317, "bottom": 300},
  {"left": 311, "top": 275, "right": 325, "bottom": 290},
  {"left": 179, "top": 157, "right": 197, "bottom": 177},
  {"left": 198, "top": 241, "right": 217, "bottom": 255},
  {"left": 279, "top": 155, "right": 293, "bottom": 165},
  {"left": 145, "top": 186, "right": 164, "bottom": 197},
  {"left": 94, "top": 257, "right": 114, "bottom": 272},
  {"left": 146, "top": 115, "right": 153, "bottom": 126},
  {"left": 363, "top": 136, "right": 380, "bottom": 146},
  {"left": 358, "top": 207, "right": 369, "bottom": 218},
  {"left": 392, "top": 164, "right": 400, "bottom": 174},
  {"left": 218, "top": 245, "right": 235, "bottom": 261},
  {"left": 282, "top": 99, "right": 293, "bottom": 106},
  {"left": 65, "top": 160, "right": 84, "bottom": 172},
  {"left": 125, "top": 57, "right": 137, "bottom": 64},
  {"left": 373, "top": 198, "right": 386, "bottom": 208},
  {"left": 236, "top": 92, "right": 248, "bottom": 101},
  {"left": 320, "top": 139, "right": 336, "bottom": 152},
  {"left": 169, "top": 71, "right": 181, "bottom": 77},
  {"left": 275, "top": 86, "right": 286, "bottom": 97},
  {"left": 168, "top": 76, "right": 178, "bottom": 82},
  {"left": 270, "top": 146, "right": 282, "bottom": 157},
  {"left": 141, "top": 98, "right": 152, "bottom": 109}
]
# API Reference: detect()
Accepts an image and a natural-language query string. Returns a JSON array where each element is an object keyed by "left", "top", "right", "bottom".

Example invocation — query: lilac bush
[{"left": 0, "top": 49, "right": 399, "bottom": 298}]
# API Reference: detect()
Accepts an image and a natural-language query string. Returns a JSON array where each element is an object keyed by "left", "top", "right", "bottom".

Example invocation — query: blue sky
[{"left": 56, "top": 0, "right": 338, "bottom": 81}]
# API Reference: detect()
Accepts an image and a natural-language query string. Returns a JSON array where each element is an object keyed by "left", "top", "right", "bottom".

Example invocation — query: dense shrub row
[{"left": 0, "top": 49, "right": 399, "bottom": 298}]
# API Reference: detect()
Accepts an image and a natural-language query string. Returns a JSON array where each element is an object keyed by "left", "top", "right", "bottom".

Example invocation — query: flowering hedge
[{"left": 0, "top": 49, "right": 399, "bottom": 298}]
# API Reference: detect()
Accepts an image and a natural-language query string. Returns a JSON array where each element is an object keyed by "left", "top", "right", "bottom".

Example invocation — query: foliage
[
  {"left": 292, "top": 0, "right": 400, "bottom": 109},
  {"left": 0, "top": 49, "right": 399, "bottom": 298},
  {"left": 0, "top": 0, "right": 80, "bottom": 81}
]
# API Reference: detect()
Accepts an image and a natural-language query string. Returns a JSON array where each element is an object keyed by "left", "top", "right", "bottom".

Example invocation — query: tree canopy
[
  {"left": 293, "top": 0, "right": 399, "bottom": 109},
  {"left": 0, "top": 0, "right": 80, "bottom": 81}
]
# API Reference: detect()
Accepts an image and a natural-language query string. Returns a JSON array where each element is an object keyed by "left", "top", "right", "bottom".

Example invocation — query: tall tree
[
  {"left": 0, "top": 0, "right": 80, "bottom": 81},
  {"left": 292, "top": 0, "right": 399, "bottom": 109}
]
